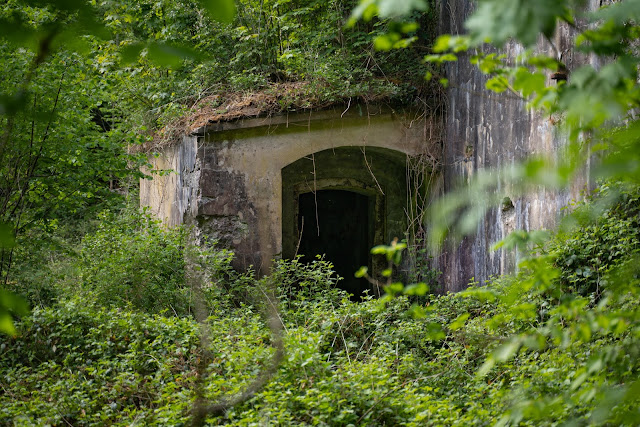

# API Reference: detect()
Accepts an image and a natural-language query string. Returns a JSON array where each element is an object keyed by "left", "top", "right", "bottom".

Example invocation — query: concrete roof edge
[{"left": 191, "top": 103, "right": 412, "bottom": 136}]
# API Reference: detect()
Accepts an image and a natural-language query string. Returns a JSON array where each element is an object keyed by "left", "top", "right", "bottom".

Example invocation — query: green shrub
[
  {"left": 77, "top": 209, "right": 238, "bottom": 316},
  {"left": 551, "top": 183, "right": 640, "bottom": 296},
  {"left": 77, "top": 209, "right": 190, "bottom": 314}
]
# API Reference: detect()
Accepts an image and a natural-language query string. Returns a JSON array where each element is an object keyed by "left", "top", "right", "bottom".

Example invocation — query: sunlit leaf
[
  {"left": 354, "top": 266, "right": 368, "bottom": 278},
  {"left": 449, "top": 312, "right": 470, "bottom": 330},
  {"left": 404, "top": 282, "right": 429, "bottom": 296},
  {"left": 0, "top": 289, "right": 29, "bottom": 336},
  {"left": 493, "top": 337, "right": 521, "bottom": 362}
]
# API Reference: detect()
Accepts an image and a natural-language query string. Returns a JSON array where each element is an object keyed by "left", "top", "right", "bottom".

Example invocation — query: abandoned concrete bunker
[{"left": 140, "top": 104, "right": 439, "bottom": 298}]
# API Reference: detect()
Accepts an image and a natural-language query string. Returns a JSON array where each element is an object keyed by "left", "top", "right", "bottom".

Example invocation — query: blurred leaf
[
  {"left": 384, "top": 282, "right": 404, "bottom": 296},
  {"left": 492, "top": 230, "right": 551, "bottom": 253},
  {"left": 493, "top": 337, "right": 521, "bottom": 362},
  {"left": 0, "top": 91, "right": 28, "bottom": 116},
  {"left": 146, "top": 42, "right": 205, "bottom": 68},
  {"left": 196, "top": 0, "right": 236, "bottom": 24},
  {"left": 465, "top": 0, "right": 568, "bottom": 47},
  {"left": 350, "top": 0, "right": 427, "bottom": 23},
  {"left": 592, "top": 0, "right": 640, "bottom": 24},
  {"left": 404, "top": 282, "right": 429, "bottom": 296},
  {"left": 120, "top": 42, "right": 146, "bottom": 64},
  {"left": 449, "top": 312, "right": 470, "bottom": 330},
  {"left": 0, "top": 17, "right": 39, "bottom": 46},
  {"left": 0, "top": 222, "right": 16, "bottom": 249},
  {"left": 477, "top": 356, "right": 495, "bottom": 377},
  {"left": 354, "top": 266, "right": 368, "bottom": 278},
  {"left": 0, "top": 289, "right": 29, "bottom": 336}
]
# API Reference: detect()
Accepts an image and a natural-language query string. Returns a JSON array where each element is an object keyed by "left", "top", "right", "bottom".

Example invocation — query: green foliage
[
  {"left": 0, "top": 300, "right": 201, "bottom": 425},
  {"left": 77, "top": 209, "right": 191, "bottom": 314},
  {"left": 77, "top": 209, "right": 239, "bottom": 315},
  {"left": 551, "top": 183, "right": 640, "bottom": 296},
  {"left": 0, "top": 203, "right": 639, "bottom": 425}
]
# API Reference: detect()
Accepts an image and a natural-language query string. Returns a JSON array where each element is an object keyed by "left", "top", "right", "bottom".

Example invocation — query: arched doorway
[
  {"left": 297, "top": 189, "right": 372, "bottom": 297},
  {"left": 282, "top": 146, "right": 408, "bottom": 299}
]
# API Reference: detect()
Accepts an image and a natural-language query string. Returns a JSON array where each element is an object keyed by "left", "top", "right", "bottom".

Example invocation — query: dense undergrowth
[{"left": 1, "top": 183, "right": 638, "bottom": 426}]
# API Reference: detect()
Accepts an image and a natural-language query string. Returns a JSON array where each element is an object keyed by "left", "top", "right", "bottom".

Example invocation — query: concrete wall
[
  {"left": 141, "top": 105, "right": 438, "bottom": 275},
  {"left": 437, "top": 0, "right": 598, "bottom": 291},
  {"left": 139, "top": 135, "right": 200, "bottom": 227}
]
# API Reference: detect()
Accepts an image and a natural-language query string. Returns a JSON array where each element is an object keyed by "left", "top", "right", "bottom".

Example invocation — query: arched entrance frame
[
  {"left": 285, "top": 177, "right": 385, "bottom": 260},
  {"left": 281, "top": 144, "right": 411, "bottom": 288}
]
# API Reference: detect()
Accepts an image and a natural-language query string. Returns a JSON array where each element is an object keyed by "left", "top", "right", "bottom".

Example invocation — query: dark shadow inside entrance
[{"left": 298, "top": 190, "right": 371, "bottom": 299}]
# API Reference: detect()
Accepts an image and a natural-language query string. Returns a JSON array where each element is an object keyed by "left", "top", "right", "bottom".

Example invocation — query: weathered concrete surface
[
  {"left": 436, "top": 0, "right": 598, "bottom": 291},
  {"left": 141, "top": 105, "right": 438, "bottom": 275},
  {"left": 139, "top": 135, "right": 200, "bottom": 227}
]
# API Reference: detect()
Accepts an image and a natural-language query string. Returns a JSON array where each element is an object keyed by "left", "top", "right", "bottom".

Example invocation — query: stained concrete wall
[
  {"left": 139, "top": 135, "right": 200, "bottom": 227},
  {"left": 436, "top": 0, "right": 598, "bottom": 291},
  {"left": 141, "top": 105, "right": 437, "bottom": 275}
]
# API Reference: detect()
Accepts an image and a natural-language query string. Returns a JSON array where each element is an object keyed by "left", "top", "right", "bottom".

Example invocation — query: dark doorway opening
[{"left": 298, "top": 190, "right": 371, "bottom": 299}]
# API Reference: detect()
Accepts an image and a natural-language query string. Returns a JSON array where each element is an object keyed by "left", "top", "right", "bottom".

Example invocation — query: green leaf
[
  {"left": 486, "top": 76, "right": 509, "bottom": 93},
  {"left": 383, "top": 282, "right": 404, "bottom": 296},
  {"left": 493, "top": 338, "right": 521, "bottom": 362},
  {"left": 0, "top": 311, "right": 16, "bottom": 336},
  {"left": 0, "top": 17, "right": 39, "bottom": 46},
  {"left": 465, "top": 0, "right": 567, "bottom": 47},
  {"left": 449, "top": 312, "right": 470, "bottom": 330},
  {"left": 0, "top": 289, "right": 29, "bottom": 336},
  {"left": 0, "top": 222, "right": 15, "bottom": 249},
  {"left": 120, "top": 42, "right": 146, "bottom": 64},
  {"left": 354, "top": 266, "right": 368, "bottom": 278},
  {"left": 146, "top": 42, "right": 204, "bottom": 68},
  {"left": 424, "top": 321, "right": 445, "bottom": 341},
  {"left": 477, "top": 356, "right": 496, "bottom": 377},
  {"left": 512, "top": 68, "right": 547, "bottom": 98},
  {"left": 0, "top": 91, "right": 28, "bottom": 116},
  {"left": 350, "top": 0, "right": 427, "bottom": 22},
  {"left": 404, "top": 282, "right": 429, "bottom": 296},
  {"left": 196, "top": 0, "right": 236, "bottom": 24}
]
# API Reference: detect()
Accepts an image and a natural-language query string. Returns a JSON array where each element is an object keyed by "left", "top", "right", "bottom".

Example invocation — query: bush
[{"left": 77, "top": 209, "right": 238, "bottom": 316}]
